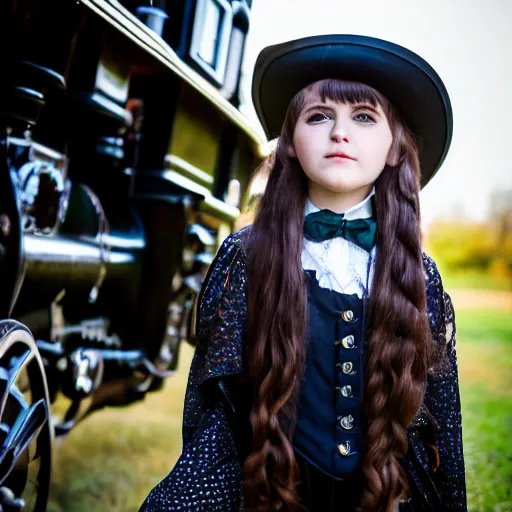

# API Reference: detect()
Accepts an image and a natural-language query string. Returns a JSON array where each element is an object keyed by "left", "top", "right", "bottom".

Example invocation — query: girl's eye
[
  {"left": 307, "top": 112, "right": 331, "bottom": 123},
  {"left": 354, "top": 112, "right": 376, "bottom": 123}
]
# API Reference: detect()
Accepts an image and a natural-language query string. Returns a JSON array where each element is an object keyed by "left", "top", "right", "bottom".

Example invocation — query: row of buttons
[{"left": 337, "top": 309, "right": 357, "bottom": 457}]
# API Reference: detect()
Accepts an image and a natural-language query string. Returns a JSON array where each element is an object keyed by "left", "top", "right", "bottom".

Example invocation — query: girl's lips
[
  {"left": 325, "top": 153, "right": 356, "bottom": 160},
  {"left": 325, "top": 155, "right": 356, "bottom": 162}
]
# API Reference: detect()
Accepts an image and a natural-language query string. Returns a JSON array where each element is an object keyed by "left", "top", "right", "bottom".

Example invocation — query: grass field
[
  {"left": 47, "top": 291, "right": 512, "bottom": 512},
  {"left": 454, "top": 308, "right": 512, "bottom": 512}
]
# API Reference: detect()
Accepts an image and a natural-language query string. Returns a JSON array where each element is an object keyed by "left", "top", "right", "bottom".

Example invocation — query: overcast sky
[{"left": 238, "top": 0, "right": 511, "bottom": 225}]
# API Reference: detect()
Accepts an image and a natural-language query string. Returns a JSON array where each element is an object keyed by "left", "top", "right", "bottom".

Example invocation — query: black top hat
[{"left": 251, "top": 34, "right": 453, "bottom": 187}]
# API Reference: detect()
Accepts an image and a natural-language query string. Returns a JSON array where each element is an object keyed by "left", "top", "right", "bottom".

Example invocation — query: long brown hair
[{"left": 243, "top": 80, "right": 432, "bottom": 512}]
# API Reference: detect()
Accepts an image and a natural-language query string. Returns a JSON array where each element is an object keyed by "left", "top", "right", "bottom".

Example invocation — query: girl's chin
[{"left": 316, "top": 182, "right": 372, "bottom": 195}]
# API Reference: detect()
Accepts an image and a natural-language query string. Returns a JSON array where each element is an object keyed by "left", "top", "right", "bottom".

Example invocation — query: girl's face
[{"left": 289, "top": 80, "right": 393, "bottom": 210}]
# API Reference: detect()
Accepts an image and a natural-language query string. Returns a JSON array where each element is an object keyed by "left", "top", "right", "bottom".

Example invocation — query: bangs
[{"left": 316, "top": 79, "right": 388, "bottom": 110}]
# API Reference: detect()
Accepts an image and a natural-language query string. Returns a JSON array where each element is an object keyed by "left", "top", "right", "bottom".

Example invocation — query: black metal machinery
[{"left": 0, "top": 0, "right": 265, "bottom": 509}]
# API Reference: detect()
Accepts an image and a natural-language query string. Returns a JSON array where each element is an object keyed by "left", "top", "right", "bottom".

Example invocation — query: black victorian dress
[{"left": 139, "top": 226, "right": 467, "bottom": 512}]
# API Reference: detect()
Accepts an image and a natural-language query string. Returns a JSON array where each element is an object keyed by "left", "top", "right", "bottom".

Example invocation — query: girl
[{"left": 140, "top": 34, "right": 466, "bottom": 512}]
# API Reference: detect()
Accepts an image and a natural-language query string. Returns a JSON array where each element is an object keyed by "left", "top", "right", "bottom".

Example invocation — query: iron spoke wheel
[{"left": 0, "top": 321, "right": 52, "bottom": 511}]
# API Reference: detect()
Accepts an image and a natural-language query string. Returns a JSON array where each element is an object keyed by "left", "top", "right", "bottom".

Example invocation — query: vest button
[
  {"left": 342, "top": 362, "right": 354, "bottom": 374},
  {"left": 339, "top": 414, "right": 355, "bottom": 430},
  {"left": 335, "top": 335, "right": 354, "bottom": 349},
  {"left": 341, "top": 310, "right": 355, "bottom": 322},
  {"left": 338, "top": 441, "right": 351, "bottom": 456},
  {"left": 340, "top": 385, "right": 353, "bottom": 397}
]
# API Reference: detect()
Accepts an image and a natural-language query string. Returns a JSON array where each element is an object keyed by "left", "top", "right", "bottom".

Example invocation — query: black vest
[{"left": 293, "top": 270, "right": 368, "bottom": 480}]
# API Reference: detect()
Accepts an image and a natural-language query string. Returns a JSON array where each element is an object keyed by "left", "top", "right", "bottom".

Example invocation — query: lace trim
[{"left": 301, "top": 237, "right": 375, "bottom": 298}]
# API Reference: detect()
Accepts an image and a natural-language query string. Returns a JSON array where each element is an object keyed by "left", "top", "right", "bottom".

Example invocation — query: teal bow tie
[{"left": 303, "top": 210, "right": 377, "bottom": 252}]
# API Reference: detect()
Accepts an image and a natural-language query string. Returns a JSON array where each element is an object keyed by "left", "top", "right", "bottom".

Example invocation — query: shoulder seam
[{"left": 224, "top": 226, "right": 250, "bottom": 260}]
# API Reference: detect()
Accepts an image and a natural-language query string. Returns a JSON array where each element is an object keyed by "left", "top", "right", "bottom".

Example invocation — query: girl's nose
[{"left": 330, "top": 122, "right": 349, "bottom": 143}]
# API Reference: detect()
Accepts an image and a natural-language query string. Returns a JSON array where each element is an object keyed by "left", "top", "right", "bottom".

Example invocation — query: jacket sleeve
[
  {"left": 424, "top": 286, "right": 467, "bottom": 511},
  {"left": 140, "top": 234, "right": 248, "bottom": 512}
]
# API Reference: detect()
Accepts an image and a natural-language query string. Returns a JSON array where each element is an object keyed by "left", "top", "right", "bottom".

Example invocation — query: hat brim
[{"left": 251, "top": 34, "right": 453, "bottom": 188}]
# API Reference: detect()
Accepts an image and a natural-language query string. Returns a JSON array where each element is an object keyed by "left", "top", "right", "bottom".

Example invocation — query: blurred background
[{"left": 47, "top": 0, "right": 511, "bottom": 511}]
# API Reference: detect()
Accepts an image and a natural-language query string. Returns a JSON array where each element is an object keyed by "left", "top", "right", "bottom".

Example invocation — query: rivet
[{"left": 0, "top": 214, "right": 11, "bottom": 237}]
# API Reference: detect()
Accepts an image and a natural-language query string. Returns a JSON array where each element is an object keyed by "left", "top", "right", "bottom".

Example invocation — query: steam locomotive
[{"left": 0, "top": 0, "right": 266, "bottom": 509}]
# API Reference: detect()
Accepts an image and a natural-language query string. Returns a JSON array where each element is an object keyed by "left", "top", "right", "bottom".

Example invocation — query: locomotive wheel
[{"left": 0, "top": 320, "right": 52, "bottom": 511}]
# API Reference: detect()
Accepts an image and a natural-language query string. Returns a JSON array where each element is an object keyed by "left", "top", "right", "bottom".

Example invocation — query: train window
[
  {"left": 198, "top": 0, "right": 222, "bottom": 66},
  {"left": 221, "top": 1, "right": 250, "bottom": 103},
  {"left": 189, "top": 0, "right": 232, "bottom": 87}
]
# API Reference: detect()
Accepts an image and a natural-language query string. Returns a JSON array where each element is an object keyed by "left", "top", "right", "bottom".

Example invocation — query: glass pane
[{"left": 198, "top": 0, "right": 221, "bottom": 67}]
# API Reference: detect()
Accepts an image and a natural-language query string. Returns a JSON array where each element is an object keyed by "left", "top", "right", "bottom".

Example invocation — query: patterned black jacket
[{"left": 140, "top": 228, "right": 467, "bottom": 511}]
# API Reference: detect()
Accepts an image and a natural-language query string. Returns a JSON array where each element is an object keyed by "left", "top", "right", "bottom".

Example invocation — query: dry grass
[{"left": 48, "top": 346, "right": 193, "bottom": 512}]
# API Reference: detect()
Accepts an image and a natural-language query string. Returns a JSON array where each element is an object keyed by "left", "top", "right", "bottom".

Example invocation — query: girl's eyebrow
[
  {"left": 352, "top": 103, "right": 382, "bottom": 116},
  {"left": 302, "top": 102, "right": 382, "bottom": 117},
  {"left": 302, "top": 103, "right": 334, "bottom": 114}
]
